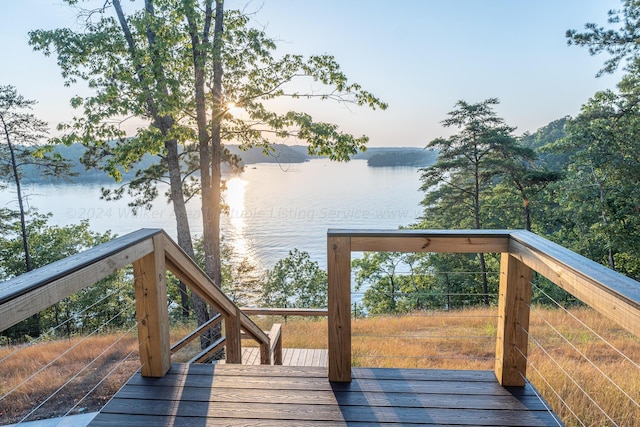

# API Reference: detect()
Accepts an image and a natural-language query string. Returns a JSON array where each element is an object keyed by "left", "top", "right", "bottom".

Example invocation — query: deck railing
[
  {"left": 327, "top": 229, "right": 640, "bottom": 384},
  {"left": 4, "top": 226, "right": 639, "bottom": 389},
  {"left": 0, "top": 228, "right": 278, "bottom": 378}
]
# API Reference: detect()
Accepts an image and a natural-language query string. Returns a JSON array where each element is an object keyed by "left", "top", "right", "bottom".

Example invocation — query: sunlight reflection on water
[{"left": 2, "top": 159, "right": 423, "bottom": 272}]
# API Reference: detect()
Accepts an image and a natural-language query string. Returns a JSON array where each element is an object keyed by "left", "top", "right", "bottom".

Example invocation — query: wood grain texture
[
  {"left": 269, "top": 323, "right": 283, "bottom": 365},
  {"left": 225, "top": 307, "right": 242, "bottom": 364},
  {"left": 0, "top": 230, "right": 158, "bottom": 331},
  {"left": 224, "top": 348, "right": 327, "bottom": 367},
  {"left": 327, "top": 235, "right": 352, "bottom": 382},
  {"left": 509, "top": 231, "right": 640, "bottom": 337},
  {"left": 240, "top": 307, "right": 328, "bottom": 317},
  {"left": 329, "top": 229, "right": 510, "bottom": 253},
  {"left": 495, "top": 253, "right": 532, "bottom": 386},
  {"left": 132, "top": 234, "right": 171, "bottom": 377},
  {"left": 89, "top": 364, "right": 562, "bottom": 426},
  {"left": 351, "top": 235, "right": 510, "bottom": 253}
]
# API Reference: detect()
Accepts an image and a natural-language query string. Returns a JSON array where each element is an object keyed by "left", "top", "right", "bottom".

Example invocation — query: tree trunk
[
  {"left": 202, "top": 0, "right": 224, "bottom": 288},
  {"left": 473, "top": 157, "right": 490, "bottom": 306},
  {"left": 522, "top": 195, "right": 532, "bottom": 232},
  {"left": 164, "top": 138, "right": 195, "bottom": 317},
  {"left": 2, "top": 117, "right": 32, "bottom": 272},
  {"left": 185, "top": 0, "right": 216, "bottom": 349},
  {"left": 198, "top": 0, "right": 225, "bottom": 353},
  {"left": 115, "top": 0, "right": 196, "bottom": 318},
  {"left": 2, "top": 114, "right": 39, "bottom": 337}
]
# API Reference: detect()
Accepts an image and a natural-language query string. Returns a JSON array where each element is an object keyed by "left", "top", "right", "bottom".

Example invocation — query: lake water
[{"left": 1, "top": 159, "right": 424, "bottom": 270}]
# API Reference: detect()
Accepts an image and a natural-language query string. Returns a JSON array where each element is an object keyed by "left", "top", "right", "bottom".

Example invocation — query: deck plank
[
  {"left": 113, "top": 384, "right": 548, "bottom": 410},
  {"left": 90, "top": 364, "right": 562, "bottom": 426},
  {"left": 228, "top": 347, "right": 329, "bottom": 367}
]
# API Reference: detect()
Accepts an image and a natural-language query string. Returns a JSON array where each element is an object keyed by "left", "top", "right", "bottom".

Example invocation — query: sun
[{"left": 225, "top": 102, "right": 243, "bottom": 117}]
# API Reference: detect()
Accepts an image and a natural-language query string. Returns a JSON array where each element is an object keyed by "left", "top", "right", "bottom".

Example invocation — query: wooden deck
[
  {"left": 238, "top": 347, "right": 327, "bottom": 367},
  {"left": 89, "top": 364, "right": 562, "bottom": 426}
]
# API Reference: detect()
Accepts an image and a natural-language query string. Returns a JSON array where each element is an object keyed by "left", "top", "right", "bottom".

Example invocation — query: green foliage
[
  {"left": 521, "top": 117, "right": 569, "bottom": 172},
  {"left": 29, "top": 2, "right": 386, "bottom": 335},
  {"left": 0, "top": 85, "right": 74, "bottom": 184},
  {"left": 352, "top": 251, "right": 502, "bottom": 315},
  {"left": 545, "top": 73, "right": 640, "bottom": 279},
  {"left": 261, "top": 249, "right": 327, "bottom": 309},
  {"left": 220, "top": 243, "right": 262, "bottom": 307},
  {"left": 29, "top": 2, "right": 386, "bottom": 208},
  {"left": 0, "top": 210, "right": 132, "bottom": 341},
  {"left": 0, "top": 212, "right": 108, "bottom": 277},
  {"left": 566, "top": 0, "right": 640, "bottom": 76},
  {"left": 408, "top": 91, "right": 640, "bottom": 310},
  {"left": 423, "top": 253, "right": 500, "bottom": 308},
  {"left": 409, "top": 99, "right": 573, "bottom": 309},
  {"left": 420, "top": 98, "right": 518, "bottom": 229},
  {"left": 418, "top": 99, "right": 526, "bottom": 305},
  {"left": 353, "top": 252, "right": 434, "bottom": 315},
  {"left": 366, "top": 149, "right": 437, "bottom": 167}
]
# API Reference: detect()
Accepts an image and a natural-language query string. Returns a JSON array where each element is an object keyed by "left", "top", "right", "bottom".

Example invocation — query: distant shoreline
[{"left": 21, "top": 144, "right": 436, "bottom": 184}]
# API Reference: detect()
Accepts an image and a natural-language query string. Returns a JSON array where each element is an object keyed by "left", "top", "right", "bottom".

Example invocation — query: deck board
[
  {"left": 90, "top": 363, "right": 562, "bottom": 426},
  {"left": 235, "top": 347, "right": 328, "bottom": 367}
]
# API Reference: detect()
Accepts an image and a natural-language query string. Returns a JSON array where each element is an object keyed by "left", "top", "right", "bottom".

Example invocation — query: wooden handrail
[
  {"left": 0, "top": 228, "right": 274, "bottom": 377},
  {"left": 171, "top": 313, "right": 223, "bottom": 354},
  {"left": 327, "top": 229, "right": 640, "bottom": 385},
  {"left": 161, "top": 235, "right": 269, "bottom": 348},
  {"left": 188, "top": 336, "right": 226, "bottom": 364},
  {"left": 508, "top": 231, "right": 640, "bottom": 337},
  {"left": 241, "top": 308, "right": 328, "bottom": 317},
  {"left": 0, "top": 228, "right": 158, "bottom": 332},
  {"left": 6, "top": 226, "right": 637, "bottom": 389}
]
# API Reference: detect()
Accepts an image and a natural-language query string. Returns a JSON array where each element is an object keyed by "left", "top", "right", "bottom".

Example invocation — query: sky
[{"left": 0, "top": 0, "right": 626, "bottom": 147}]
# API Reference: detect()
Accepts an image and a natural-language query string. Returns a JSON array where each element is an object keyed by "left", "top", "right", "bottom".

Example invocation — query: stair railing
[{"left": 0, "top": 228, "right": 274, "bottom": 378}]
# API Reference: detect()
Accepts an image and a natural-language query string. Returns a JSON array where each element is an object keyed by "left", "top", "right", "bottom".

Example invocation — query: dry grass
[
  {"left": 2, "top": 308, "right": 639, "bottom": 426},
  {"left": 251, "top": 307, "right": 640, "bottom": 426},
  {"left": 526, "top": 306, "right": 640, "bottom": 426},
  {"left": 0, "top": 325, "right": 193, "bottom": 424},
  {"left": 0, "top": 333, "right": 139, "bottom": 424}
]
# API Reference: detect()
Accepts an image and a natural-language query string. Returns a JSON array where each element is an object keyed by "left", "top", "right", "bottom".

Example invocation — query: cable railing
[
  {"left": 0, "top": 273, "right": 141, "bottom": 424},
  {"left": 351, "top": 309, "right": 498, "bottom": 370},
  {"left": 524, "top": 284, "right": 640, "bottom": 425},
  {"left": 350, "top": 265, "right": 499, "bottom": 368},
  {"left": 0, "top": 229, "right": 280, "bottom": 424},
  {"left": 327, "top": 229, "right": 640, "bottom": 426},
  {"left": 3, "top": 227, "right": 639, "bottom": 425}
]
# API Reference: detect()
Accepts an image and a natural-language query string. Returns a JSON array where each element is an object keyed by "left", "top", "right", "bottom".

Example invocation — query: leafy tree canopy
[
  {"left": 261, "top": 249, "right": 327, "bottom": 309},
  {"left": 28, "top": 2, "right": 387, "bottom": 208},
  {"left": 0, "top": 210, "right": 127, "bottom": 341}
]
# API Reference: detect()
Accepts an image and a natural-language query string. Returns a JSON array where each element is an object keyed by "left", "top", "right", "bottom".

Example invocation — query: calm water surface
[{"left": 2, "top": 159, "right": 423, "bottom": 270}]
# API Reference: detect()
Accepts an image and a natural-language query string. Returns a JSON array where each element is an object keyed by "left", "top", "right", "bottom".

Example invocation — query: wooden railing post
[
  {"left": 269, "top": 323, "right": 283, "bottom": 365},
  {"left": 133, "top": 235, "right": 171, "bottom": 377},
  {"left": 225, "top": 307, "right": 242, "bottom": 363},
  {"left": 495, "top": 252, "right": 533, "bottom": 386},
  {"left": 328, "top": 234, "right": 352, "bottom": 382},
  {"left": 260, "top": 339, "right": 271, "bottom": 365}
]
